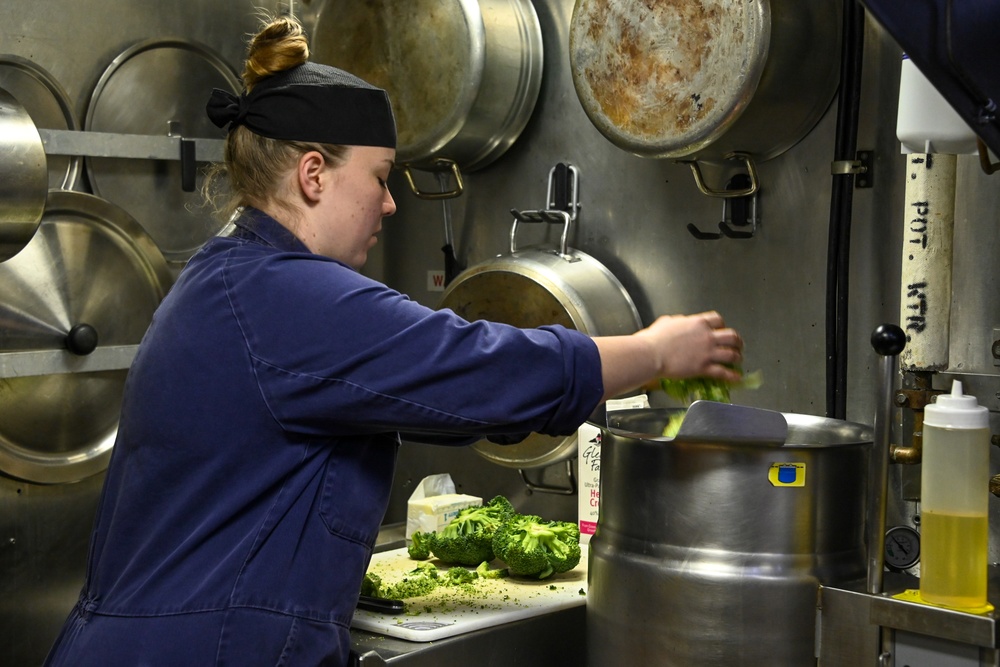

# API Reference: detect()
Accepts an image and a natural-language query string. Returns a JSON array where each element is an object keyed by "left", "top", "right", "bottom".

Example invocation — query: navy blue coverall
[{"left": 44, "top": 208, "right": 603, "bottom": 666}]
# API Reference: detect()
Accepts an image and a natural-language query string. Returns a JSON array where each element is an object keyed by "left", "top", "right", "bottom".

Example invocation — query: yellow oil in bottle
[{"left": 919, "top": 510, "right": 988, "bottom": 608}]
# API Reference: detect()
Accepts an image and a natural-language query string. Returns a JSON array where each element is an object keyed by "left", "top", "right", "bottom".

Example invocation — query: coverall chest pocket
[{"left": 318, "top": 433, "right": 399, "bottom": 545}]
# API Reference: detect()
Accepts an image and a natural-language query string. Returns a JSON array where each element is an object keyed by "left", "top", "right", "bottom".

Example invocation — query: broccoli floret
[
  {"left": 428, "top": 495, "right": 515, "bottom": 566},
  {"left": 383, "top": 562, "right": 440, "bottom": 599},
  {"left": 475, "top": 561, "right": 509, "bottom": 579},
  {"left": 408, "top": 531, "right": 434, "bottom": 560},
  {"left": 360, "top": 572, "right": 383, "bottom": 598},
  {"left": 492, "top": 514, "right": 582, "bottom": 580},
  {"left": 445, "top": 566, "right": 478, "bottom": 586}
]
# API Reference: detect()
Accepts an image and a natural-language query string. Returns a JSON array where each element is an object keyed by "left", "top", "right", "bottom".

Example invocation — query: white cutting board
[{"left": 351, "top": 547, "right": 588, "bottom": 642}]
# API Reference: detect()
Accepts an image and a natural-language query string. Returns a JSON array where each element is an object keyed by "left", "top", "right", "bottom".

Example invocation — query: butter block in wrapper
[{"left": 405, "top": 474, "right": 481, "bottom": 540}]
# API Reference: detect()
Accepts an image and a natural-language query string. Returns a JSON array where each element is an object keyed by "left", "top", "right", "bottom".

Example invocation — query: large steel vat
[{"left": 587, "top": 408, "right": 873, "bottom": 666}]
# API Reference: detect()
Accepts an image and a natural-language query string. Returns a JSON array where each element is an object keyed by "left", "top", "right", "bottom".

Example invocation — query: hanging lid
[
  {"left": 924, "top": 380, "right": 989, "bottom": 429},
  {"left": 84, "top": 38, "right": 239, "bottom": 263},
  {"left": 0, "top": 191, "right": 172, "bottom": 483}
]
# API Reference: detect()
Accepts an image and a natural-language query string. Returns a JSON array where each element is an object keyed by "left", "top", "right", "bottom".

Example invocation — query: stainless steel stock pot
[{"left": 587, "top": 407, "right": 873, "bottom": 666}]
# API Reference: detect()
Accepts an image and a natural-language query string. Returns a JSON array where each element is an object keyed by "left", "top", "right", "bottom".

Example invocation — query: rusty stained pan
[{"left": 569, "top": 0, "right": 842, "bottom": 163}]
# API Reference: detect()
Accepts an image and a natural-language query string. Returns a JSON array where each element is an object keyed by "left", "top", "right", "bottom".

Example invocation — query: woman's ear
[{"left": 297, "top": 151, "right": 327, "bottom": 203}]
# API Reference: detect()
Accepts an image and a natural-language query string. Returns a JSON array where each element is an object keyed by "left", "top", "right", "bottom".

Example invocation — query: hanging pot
[
  {"left": 438, "top": 210, "right": 641, "bottom": 469},
  {"left": 0, "top": 87, "right": 47, "bottom": 261},
  {"left": 569, "top": 0, "right": 841, "bottom": 191},
  {"left": 311, "top": 0, "right": 543, "bottom": 198}
]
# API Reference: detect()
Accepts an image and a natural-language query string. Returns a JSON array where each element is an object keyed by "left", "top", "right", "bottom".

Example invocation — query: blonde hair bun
[{"left": 243, "top": 16, "right": 310, "bottom": 90}]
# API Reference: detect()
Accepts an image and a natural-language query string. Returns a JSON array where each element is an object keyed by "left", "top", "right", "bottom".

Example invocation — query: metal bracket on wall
[
  {"left": 0, "top": 344, "right": 138, "bottom": 379},
  {"left": 38, "top": 128, "right": 224, "bottom": 162},
  {"left": 517, "top": 459, "right": 576, "bottom": 495},
  {"left": 37, "top": 128, "right": 225, "bottom": 194},
  {"left": 831, "top": 150, "right": 874, "bottom": 188},
  {"left": 687, "top": 171, "right": 760, "bottom": 240},
  {"left": 546, "top": 162, "right": 580, "bottom": 222}
]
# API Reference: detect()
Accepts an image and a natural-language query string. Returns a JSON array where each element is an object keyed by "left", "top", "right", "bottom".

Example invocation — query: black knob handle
[
  {"left": 871, "top": 324, "right": 905, "bottom": 357},
  {"left": 65, "top": 323, "right": 99, "bottom": 356}
]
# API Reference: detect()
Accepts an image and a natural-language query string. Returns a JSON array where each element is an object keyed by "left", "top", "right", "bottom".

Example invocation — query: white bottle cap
[{"left": 923, "top": 380, "right": 989, "bottom": 429}]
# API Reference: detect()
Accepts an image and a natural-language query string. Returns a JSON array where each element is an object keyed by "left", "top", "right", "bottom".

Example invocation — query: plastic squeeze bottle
[{"left": 919, "top": 380, "right": 991, "bottom": 609}]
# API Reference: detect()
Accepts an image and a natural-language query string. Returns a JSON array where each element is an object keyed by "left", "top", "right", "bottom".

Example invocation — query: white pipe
[{"left": 898, "top": 152, "right": 956, "bottom": 371}]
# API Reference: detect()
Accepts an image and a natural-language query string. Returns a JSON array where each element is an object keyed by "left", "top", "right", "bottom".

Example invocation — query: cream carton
[{"left": 578, "top": 395, "right": 649, "bottom": 544}]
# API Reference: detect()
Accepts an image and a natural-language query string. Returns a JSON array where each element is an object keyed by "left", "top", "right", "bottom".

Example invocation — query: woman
[{"left": 44, "top": 16, "right": 742, "bottom": 667}]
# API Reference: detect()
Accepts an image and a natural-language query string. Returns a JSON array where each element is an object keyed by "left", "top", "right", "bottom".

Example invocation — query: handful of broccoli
[
  {"left": 408, "top": 495, "right": 515, "bottom": 566},
  {"left": 658, "top": 367, "right": 763, "bottom": 437}
]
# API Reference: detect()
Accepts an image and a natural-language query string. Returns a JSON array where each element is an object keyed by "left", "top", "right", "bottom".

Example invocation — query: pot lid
[
  {"left": 84, "top": 38, "right": 239, "bottom": 263},
  {"left": 569, "top": 0, "right": 768, "bottom": 158},
  {"left": 0, "top": 191, "right": 172, "bottom": 483},
  {"left": 0, "top": 54, "right": 81, "bottom": 191},
  {"left": 311, "top": 0, "right": 484, "bottom": 165}
]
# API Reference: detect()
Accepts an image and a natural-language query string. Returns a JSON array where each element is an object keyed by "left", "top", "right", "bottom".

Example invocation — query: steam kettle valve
[{"left": 867, "top": 323, "right": 905, "bottom": 595}]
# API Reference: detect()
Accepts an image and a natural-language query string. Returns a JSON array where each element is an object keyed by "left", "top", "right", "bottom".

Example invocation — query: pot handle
[
  {"left": 509, "top": 209, "right": 572, "bottom": 257},
  {"left": 400, "top": 158, "right": 465, "bottom": 200},
  {"left": 679, "top": 152, "right": 760, "bottom": 198}
]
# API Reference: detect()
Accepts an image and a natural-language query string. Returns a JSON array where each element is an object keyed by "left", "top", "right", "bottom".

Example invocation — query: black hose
[{"left": 826, "top": 0, "right": 867, "bottom": 419}]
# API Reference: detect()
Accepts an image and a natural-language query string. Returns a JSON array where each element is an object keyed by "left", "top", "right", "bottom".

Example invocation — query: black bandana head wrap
[{"left": 206, "top": 62, "right": 396, "bottom": 149}]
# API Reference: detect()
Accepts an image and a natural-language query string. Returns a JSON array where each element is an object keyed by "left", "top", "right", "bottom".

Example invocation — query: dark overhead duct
[{"left": 860, "top": 0, "right": 999, "bottom": 156}]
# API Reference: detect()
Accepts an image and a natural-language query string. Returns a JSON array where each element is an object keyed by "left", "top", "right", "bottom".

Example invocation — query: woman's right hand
[{"left": 594, "top": 311, "right": 743, "bottom": 401}]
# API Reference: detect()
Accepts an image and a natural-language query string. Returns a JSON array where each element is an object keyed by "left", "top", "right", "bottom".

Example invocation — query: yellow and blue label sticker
[{"left": 768, "top": 462, "right": 806, "bottom": 487}]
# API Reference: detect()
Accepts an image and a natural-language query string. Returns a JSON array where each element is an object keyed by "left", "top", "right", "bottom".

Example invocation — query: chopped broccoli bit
[
  {"left": 492, "top": 514, "right": 582, "bottom": 580},
  {"left": 662, "top": 411, "right": 687, "bottom": 438},
  {"left": 381, "top": 562, "right": 440, "bottom": 600},
  {"left": 446, "top": 567, "right": 478, "bottom": 586}
]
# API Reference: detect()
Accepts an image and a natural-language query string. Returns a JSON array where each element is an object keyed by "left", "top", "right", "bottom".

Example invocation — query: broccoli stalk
[
  {"left": 423, "top": 495, "right": 515, "bottom": 566},
  {"left": 492, "top": 515, "right": 582, "bottom": 580}
]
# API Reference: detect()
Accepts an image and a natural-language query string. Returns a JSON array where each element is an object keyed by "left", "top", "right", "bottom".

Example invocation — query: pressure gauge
[{"left": 884, "top": 525, "right": 921, "bottom": 570}]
